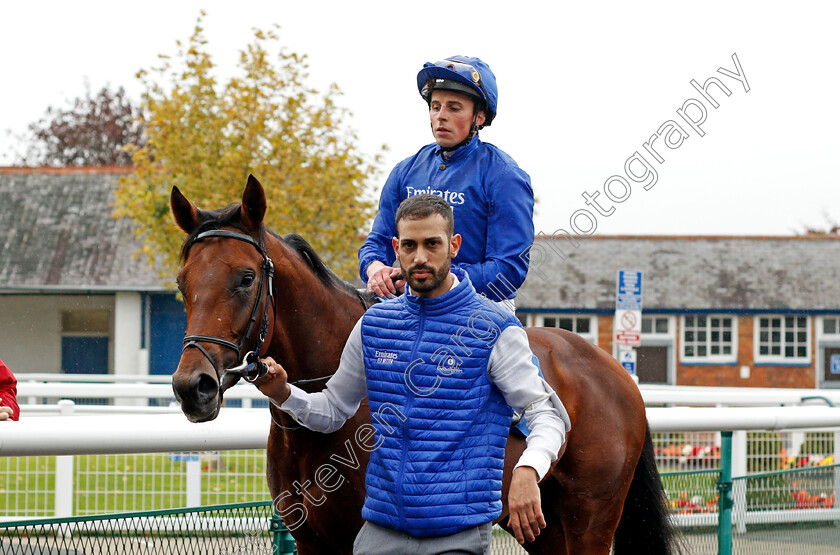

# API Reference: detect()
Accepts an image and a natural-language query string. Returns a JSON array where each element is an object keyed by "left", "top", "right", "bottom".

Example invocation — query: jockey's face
[
  {"left": 393, "top": 213, "right": 462, "bottom": 298},
  {"left": 429, "top": 90, "right": 486, "bottom": 149}
]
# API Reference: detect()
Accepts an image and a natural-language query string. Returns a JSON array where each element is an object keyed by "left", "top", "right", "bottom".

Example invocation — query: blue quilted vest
[{"left": 360, "top": 268, "right": 520, "bottom": 536}]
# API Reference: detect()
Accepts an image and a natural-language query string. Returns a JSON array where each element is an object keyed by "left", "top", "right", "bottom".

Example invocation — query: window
[
  {"left": 822, "top": 317, "right": 840, "bottom": 337},
  {"left": 681, "top": 315, "right": 737, "bottom": 363},
  {"left": 755, "top": 315, "right": 810, "bottom": 363},
  {"left": 532, "top": 314, "right": 597, "bottom": 344},
  {"left": 642, "top": 317, "right": 670, "bottom": 336}
]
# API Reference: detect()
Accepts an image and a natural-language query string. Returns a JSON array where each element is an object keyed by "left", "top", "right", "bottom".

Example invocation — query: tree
[
  {"left": 800, "top": 213, "right": 840, "bottom": 236},
  {"left": 23, "top": 85, "right": 145, "bottom": 166},
  {"left": 114, "top": 16, "right": 380, "bottom": 281}
]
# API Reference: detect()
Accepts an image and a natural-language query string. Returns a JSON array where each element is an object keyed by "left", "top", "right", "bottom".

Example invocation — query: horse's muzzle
[{"left": 172, "top": 370, "right": 221, "bottom": 423}]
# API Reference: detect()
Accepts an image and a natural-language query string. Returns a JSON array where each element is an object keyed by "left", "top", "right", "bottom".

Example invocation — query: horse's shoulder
[{"left": 524, "top": 326, "right": 615, "bottom": 371}]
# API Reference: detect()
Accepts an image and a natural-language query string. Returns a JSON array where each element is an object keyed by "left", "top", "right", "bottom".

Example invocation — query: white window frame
[
  {"left": 679, "top": 315, "right": 738, "bottom": 364},
  {"left": 526, "top": 314, "right": 598, "bottom": 345},
  {"left": 754, "top": 315, "right": 811, "bottom": 365}
]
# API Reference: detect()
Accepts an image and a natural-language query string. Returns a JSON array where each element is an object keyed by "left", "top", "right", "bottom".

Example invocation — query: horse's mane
[
  {"left": 179, "top": 203, "right": 378, "bottom": 307},
  {"left": 276, "top": 231, "right": 377, "bottom": 306}
]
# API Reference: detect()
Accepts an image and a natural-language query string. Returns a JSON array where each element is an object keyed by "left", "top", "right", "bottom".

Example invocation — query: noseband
[{"left": 182, "top": 229, "right": 274, "bottom": 383}]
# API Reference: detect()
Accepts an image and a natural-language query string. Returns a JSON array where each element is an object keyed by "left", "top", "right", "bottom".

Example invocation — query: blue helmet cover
[{"left": 417, "top": 55, "right": 498, "bottom": 125}]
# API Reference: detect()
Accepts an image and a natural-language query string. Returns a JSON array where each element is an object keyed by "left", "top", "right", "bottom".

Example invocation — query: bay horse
[{"left": 170, "top": 175, "right": 677, "bottom": 554}]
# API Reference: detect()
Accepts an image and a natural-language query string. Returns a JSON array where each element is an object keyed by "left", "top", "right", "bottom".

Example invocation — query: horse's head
[{"left": 170, "top": 175, "right": 274, "bottom": 422}]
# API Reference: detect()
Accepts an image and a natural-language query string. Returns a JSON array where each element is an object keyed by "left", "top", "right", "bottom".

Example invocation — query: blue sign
[
  {"left": 831, "top": 354, "right": 840, "bottom": 375},
  {"left": 168, "top": 453, "right": 200, "bottom": 462},
  {"left": 619, "top": 349, "right": 637, "bottom": 376},
  {"left": 617, "top": 271, "right": 643, "bottom": 311}
]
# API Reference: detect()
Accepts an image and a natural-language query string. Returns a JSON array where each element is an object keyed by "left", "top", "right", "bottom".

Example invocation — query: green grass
[{"left": 0, "top": 451, "right": 271, "bottom": 517}]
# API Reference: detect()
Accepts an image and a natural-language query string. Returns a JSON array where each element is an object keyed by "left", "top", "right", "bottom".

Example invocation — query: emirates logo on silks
[
  {"left": 437, "top": 355, "right": 463, "bottom": 375},
  {"left": 375, "top": 350, "right": 398, "bottom": 365}
]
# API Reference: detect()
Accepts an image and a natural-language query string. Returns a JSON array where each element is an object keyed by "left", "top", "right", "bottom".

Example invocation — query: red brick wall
[
  {"left": 677, "top": 315, "right": 815, "bottom": 388},
  {"left": 598, "top": 315, "right": 614, "bottom": 355},
  {"left": 593, "top": 314, "right": 817, "bottom": 388}
]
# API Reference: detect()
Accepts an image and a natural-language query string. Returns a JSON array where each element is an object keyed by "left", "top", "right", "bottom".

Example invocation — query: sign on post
[
  {"left": 619, "top": 348, "right": 637, "bottom": 375},
  {"left": 831, "top": 354, "right": 840, "bottom": 375},
  {"left": 615, "top": 271, "right": 642, "bottom": 347}
]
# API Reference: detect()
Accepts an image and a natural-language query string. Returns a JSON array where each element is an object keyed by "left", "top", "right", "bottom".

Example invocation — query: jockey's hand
[
  {"left": 0, "top": 407, "right": 12, "bottom": 421},
  {"left": 507, "top": 466, "right": 545, "bottom": 544},
  {"left": 366, "top": 261, "right": 405, "bottom": 299},
  {"left": 253, "top": 357, "right": 291, "bottom": 405}
]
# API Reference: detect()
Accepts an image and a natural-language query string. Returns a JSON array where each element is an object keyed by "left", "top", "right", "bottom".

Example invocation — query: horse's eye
[{"left": 240, "top": 273, "right": 255, "bottom": 288}]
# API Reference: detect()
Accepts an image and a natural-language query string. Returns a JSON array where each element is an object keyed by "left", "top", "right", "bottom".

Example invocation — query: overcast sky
[{"left": 2, "top": 1, "right": 838, "bottom": 237}]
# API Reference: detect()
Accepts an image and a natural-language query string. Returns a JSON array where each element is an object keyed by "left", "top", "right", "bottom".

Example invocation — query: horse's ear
[
  {"left": 170, "top": 186, "right": 202, "bottom": 234},
  {"left": 241, "top": 174, "right": 267, "bottom": 231}
]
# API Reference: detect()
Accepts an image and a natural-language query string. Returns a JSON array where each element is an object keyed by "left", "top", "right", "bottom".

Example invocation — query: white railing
[
  {"left": 17, "top": 382, "right": 264, "bottom": 401},
  {"left": 0, "top": 409, "right": 270, "bottom": 456},
  {"left": 16, "top": 373, "right": 173, "bottom": 383},
  {"left": 18, "top": 377, "right": 840, "bottom": 407},
  {"left": 639, "top": 384, "right": 840, "bottom": 407},
  {"left": 2, "top": 406, "right": 839, "bottom": 456},
  {"left": 21, "top": 401, "right": 183, "bottom": 416}
]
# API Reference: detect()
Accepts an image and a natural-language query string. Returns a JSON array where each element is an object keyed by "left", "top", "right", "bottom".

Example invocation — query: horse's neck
[{"left": 265, "top": 242, "right": 365, "bottom": 382}]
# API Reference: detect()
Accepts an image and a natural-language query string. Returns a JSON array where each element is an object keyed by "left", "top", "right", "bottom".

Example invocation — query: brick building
[
  {"left": 515, "top": 235, "right": 840, "bottom": 388},
  {"left": 3, "top": 167, "right": 840, "bottom": 390},
  {"left": 0, "top": 167, "right": 182, "bottom": 377}
]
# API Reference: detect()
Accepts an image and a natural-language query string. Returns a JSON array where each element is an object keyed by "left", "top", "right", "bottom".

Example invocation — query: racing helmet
[{"left": 416, "top": 55, "right": 498, "bottom": 126}]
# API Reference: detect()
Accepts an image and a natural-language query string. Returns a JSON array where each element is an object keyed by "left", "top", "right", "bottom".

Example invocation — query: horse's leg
[
  {"left": 498, "top": 472, "right": 569, "bottom": 555},
  {"left": 555, "top": 490, "right": 625, "bottom": 554},
  {"left": 549, "top": 428, "right": 642, "bottom": 555},
  {"left": 291, "top": 527, "right": 352, "bottom": 555},
  {"left": 498, "top": 434, "right": 570, "bottom": 555}
]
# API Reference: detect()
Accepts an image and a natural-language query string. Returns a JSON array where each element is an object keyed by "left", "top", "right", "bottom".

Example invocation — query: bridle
[
  {"left": 182, "top": 229, "right": 275, "bottom": 384},
  {"left": 180, "top": 227, "right": 339, "bottom": 430}
]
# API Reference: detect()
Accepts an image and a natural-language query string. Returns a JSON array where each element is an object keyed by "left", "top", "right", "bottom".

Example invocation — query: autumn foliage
[
  {"left": 115, "top": 16, "right": 380, "bottom": 281},
  {"left": 23, "top": 86, "right": 145, "bottom": 166}
]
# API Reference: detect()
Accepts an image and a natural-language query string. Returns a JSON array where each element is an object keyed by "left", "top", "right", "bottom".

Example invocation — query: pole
[
  {"left": 271, "top": 512, "right": 296, "bottom": 555},
  {"left": 718, "top": 431, "right": 733, "bottom": 555}
]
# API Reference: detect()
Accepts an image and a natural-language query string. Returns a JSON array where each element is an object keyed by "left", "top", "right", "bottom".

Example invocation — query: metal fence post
[
  {"left": 186, "top": 456, "right": 201, "bottom": 506},
  {"left": 54, "top": 400, "right": 75, "bottom": 517},
  {"left": 731, "top": 430, "right": 747, "bottom": 534},
  {"left": 717, "top": 431, "right": 733, "bottom": 555},
  {"left": 834, "top": 430, "right": 840, "bottom": 527},
  {"left": 270, "top": 512, "right": 296, "bottom": 554}
]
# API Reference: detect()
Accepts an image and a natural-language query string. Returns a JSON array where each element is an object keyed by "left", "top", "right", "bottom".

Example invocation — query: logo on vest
[
  {"left": 406, "top": 186, "right": 466, "bottom": 206},
  {"left": 375, "top": 350, "right": 398, "bottom": 365},
  {"left": 437, "top": 355, "right": 463, "bottom": 375}
]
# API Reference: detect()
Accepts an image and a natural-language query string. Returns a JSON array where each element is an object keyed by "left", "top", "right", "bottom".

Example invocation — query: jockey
[{"left": 359, "top": 55, "right": 534, "bottom": 313}]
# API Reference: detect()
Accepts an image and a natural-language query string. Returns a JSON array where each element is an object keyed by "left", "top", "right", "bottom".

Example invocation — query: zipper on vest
[{"left": 398, "top": 299, "right": 426, "bottom": 531}]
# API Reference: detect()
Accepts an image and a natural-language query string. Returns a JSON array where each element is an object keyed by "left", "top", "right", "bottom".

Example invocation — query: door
[
  {"left": 823, "top": 347, "right": 840, "bottom": 386},
  {"left": 636, "top": 346, "right": 668, "bottom": 384},
  {"left": 149, "top": 293, "right": 188, "bottom": 376},
  {"left": 61, "top": 336, "right": 108, "bottom": 374}
]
